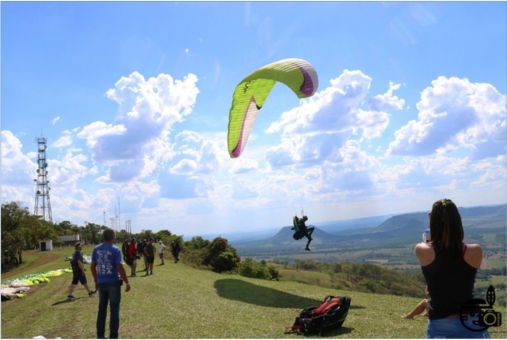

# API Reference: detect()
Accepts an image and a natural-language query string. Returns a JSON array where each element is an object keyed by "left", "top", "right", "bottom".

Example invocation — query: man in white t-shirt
[{"left": 158, "top": 241, "right": 165, "bottom": 265}]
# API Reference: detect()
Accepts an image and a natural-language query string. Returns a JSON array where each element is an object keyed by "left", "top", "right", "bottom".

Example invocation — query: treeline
[
  {"left": 1, "top": 201, "right": 103, "bottom": 272},
  {"left": 1, "top": 201, "right": 182, "bottom": 273}
]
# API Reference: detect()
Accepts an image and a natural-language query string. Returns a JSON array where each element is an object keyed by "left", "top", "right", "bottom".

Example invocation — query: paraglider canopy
[{"left": 227, "top": 58, "right": 318, "bottom": 158}]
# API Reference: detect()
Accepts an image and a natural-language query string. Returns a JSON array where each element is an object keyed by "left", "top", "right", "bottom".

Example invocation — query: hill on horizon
[
  {"left": 190, "top": 203, "right": 506, "bottom": 244},
  {"left": 231, "top": 203, "right": 506, "bottom": 255}
]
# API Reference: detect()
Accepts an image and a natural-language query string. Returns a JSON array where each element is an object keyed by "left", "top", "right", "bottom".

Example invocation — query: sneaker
[
  {"left": 131, "top": 273, "right": 137, "bottom": 277},
  {"left": 305, "top": 247, "right": 311, "bottom": 251},
  {"left": 67, "top": 295, "right": 75, "bottom": 301},
  {"left": 89, "top": 290, "right": 97, "bottom": 297}
]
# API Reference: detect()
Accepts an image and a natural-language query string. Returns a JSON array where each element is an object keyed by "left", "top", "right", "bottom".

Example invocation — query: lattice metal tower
[{"left": 34, "top": 137, "right": 52, "bottom": 223}]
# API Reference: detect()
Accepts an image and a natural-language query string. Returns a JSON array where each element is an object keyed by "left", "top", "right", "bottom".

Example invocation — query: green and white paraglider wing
[{"left": 227, "top": 58, "right": 318, "bottom": 158}]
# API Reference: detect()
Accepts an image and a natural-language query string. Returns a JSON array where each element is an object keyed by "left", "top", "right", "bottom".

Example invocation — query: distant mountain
[
  {"left": 233, "top": 225, "right": 341, "bottom": 248},
  {"left": 230, "top": 204, "right": 506, "bottom": 256},
  {"left": 371, "top": 213, "right": 427, "bottom": 238},
  {"left": 316, "top": 214, "right": 396, "bottom": 234}
]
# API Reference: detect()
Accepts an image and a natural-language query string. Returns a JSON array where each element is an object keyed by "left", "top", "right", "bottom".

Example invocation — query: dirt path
[{"left": 2, "top": 251, "right": 62, "bottom": 280}]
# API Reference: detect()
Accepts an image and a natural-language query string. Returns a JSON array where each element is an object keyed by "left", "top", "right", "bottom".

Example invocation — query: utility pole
[{"left": 118, "top": 196, "right": 121, "bottom": 233}]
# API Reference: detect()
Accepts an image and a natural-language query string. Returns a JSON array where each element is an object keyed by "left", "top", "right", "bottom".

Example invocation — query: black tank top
[{"left": 421, "top": 243, "right": 477, "bottom": 319}]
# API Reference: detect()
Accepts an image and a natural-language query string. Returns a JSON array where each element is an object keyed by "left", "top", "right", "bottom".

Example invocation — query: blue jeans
[
  {"left": 426, "top": 317, "right": 491, "bottom": 338},
  {"left": 97, "top": 280, "right": 122, "bottom": 339}
]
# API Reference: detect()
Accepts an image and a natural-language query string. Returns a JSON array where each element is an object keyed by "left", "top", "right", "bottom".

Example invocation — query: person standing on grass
[
  {"left": 137, "top": 239, "right": 147, "bottom": 271},
  {"left": 415, "top": 198, "right": 490, "bottom": 338},
  {"left": 171, "top": 240, "right": 180, "bottom": 263},
  {"left": 128, "top": 238, "right": 138, "bottom": 277},
  {"left": 158, "top": 240, "right": 165, "bottom": 265},
  {"left": 144, "top": 237, "right": 155, "bottom": 275},
  {"left": 91, "top": 228, "right": 131, "bottom": 340},
  {"left": 67, "top": 242, "right": 96, "bottom": 301}
]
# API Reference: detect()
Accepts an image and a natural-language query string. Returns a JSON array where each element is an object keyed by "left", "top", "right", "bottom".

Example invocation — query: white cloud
[
  {"left": 265, "top": 70, "right": 392, "bottom": 168},
  {"left": 1, "top": 131, "right": 37, "bottom": 186},
  {"left": 387, "top": 76, "right": 506, "bottom": 158},
  {"left": 77, "top": 121, "right": 127, "bottom": 150},
  {"left": 51, "top": 116, "right": 61, "bottom": 125},
  {"left": 170, "top": 159, "right": 197, "bottom": 174},
  {"left": 52, "top": 135, "right": 73, "bottom": 148},
  {"left": 232, "top": 183, "right": 259, "bottom": 200},
  {"left": 368, "top": 82, "right": 405, "bottom": 111},
  {"left": 229, "top": 158, "right": 259, "bottom": 174},
  {"left": 195, "top": 141, "right": 221, "bottom": 175},
  {"left": 77, "top": 71, "right": 199, "bottom": 182},
  {"left": 174, "top": 130, "right": 204, "bottom": 158},
  {"left": 49, "top": 151, "right": 89, "bottom": 186},
  {"left": 267, "top": 69, "right": 373, "bottom": 136}
]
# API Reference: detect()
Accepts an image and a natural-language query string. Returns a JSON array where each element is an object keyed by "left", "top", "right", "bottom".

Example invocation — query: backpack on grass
[{"left": 285, "top": 295, "right": 351, "bottom": 336}]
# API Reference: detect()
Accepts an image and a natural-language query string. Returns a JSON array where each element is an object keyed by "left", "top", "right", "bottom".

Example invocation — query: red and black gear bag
[
  {"left": 285, "top": 295, "right": 351, "bottom": 336},
  {"left": 122, "top": 241, "right": 133, "bottom": 266}
]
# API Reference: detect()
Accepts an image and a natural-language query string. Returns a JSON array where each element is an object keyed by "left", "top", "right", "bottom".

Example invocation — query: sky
[{"left": 1, "top": 1, "right": 506, "bottom": 237}]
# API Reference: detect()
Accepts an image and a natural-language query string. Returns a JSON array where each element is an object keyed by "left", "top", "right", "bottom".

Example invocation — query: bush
[
  {"left": 236, "top": 258, "right": 280, "bottom": 281},
  {"left": 202, "top": 237, "right": 240, "bottom": 273}
]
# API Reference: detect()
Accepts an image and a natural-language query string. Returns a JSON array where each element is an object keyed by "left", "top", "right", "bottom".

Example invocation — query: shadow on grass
[
  {"left": 51, "top": 297, "right": 84, "bottom": 306},
  {"left": 214, "top": 278, "right": 321, "bottom": 308},
  {"left": 322, "top": 326, "right": 353, "bottom": 336}
]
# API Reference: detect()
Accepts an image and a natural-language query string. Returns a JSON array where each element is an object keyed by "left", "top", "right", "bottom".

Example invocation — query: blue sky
[{"left": 2, "top": 1, "right": 506, "bottom": 237}]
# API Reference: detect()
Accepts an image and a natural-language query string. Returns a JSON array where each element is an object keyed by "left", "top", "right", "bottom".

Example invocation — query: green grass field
[{"left": 2, "top": 246, "right": 506, "bottom": 339}]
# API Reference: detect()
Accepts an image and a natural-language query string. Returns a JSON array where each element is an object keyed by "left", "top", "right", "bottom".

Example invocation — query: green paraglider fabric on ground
[{"left": 1, "top": 268, "right": 72, "bottom": 300}]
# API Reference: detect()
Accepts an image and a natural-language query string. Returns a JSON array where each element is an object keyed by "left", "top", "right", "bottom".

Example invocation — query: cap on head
[
  {"left": 302, "top": 215, "right": 308, "bottom": 221},
  {"left": 131, "top": 237, "right": 137, "bottom": 242},
  {"left": 75, "top": 242, "right": 82, "bottom": 249},
  {"left": 143, "top": 239, "right": 147, "bottom": 242},
  {"left": 149, "top": 237, "right": 154, "bottom": 241}
]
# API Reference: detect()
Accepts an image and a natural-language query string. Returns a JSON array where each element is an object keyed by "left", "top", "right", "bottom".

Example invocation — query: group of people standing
[
  {"left": 126, "top": 237, "right": 180, "bottom": 277},
  {"left": 126, "top": 237, "right": 156, "bottom": 276}
]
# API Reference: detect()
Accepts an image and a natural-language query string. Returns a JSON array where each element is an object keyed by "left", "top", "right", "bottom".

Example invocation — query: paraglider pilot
[{"left": 292, "top": 215, "right": 314, "bottom": 251}]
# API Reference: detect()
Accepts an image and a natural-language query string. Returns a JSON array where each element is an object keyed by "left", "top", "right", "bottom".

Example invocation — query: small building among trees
[{"left": 39, "top": 239, "right": 53, "bottom": 251}]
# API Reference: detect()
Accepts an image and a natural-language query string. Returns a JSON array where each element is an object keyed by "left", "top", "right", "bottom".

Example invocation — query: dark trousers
[{"left": 97, "top": 280, "right": 122, "bottom": 339}]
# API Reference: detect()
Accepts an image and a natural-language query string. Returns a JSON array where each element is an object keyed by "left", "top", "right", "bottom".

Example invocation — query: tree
[
  {"left": 155, "top": 229, "right": 172, "bottom": 241},
  {"left": 85, "top": 223, "right": 101, "bottom": 244},
  {"left": 116, "top": 229, "right": 130, "bottom": 243},
  {"left": 56, "top": 220, "right": 74, "bottom": 236},
  {"left": 185, "top": 236, "right": 210, "bottom": 250},
  {"left": 202, "top": 237, "right": 240, "bottom": 273},
  {"left": 2, "top": 202, "right": 30, "bottom": 268},
  {"left": 138, "top": 229, "right": 155, "bottom": 241}
]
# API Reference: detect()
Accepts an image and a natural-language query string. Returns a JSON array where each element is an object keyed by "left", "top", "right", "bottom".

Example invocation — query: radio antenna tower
[{"left": 33, "top": 136, "right": 52, "bottom": 223}]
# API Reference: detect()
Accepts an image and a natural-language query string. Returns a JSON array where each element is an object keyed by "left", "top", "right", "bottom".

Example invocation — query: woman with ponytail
[{"left": 415, "top": 199, "right": 490, "bottom": 338}]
